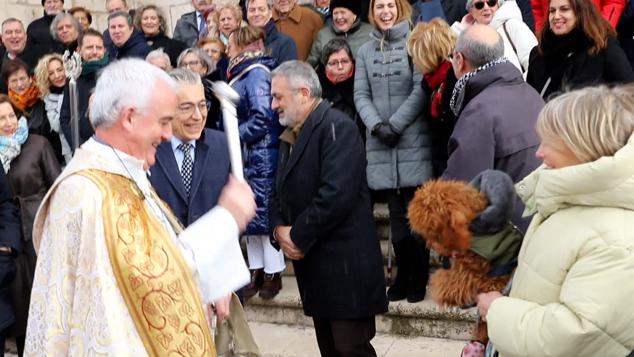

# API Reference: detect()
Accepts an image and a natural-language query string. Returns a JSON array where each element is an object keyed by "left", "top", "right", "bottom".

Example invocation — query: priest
[{"left": 24, "top": 58, "right": 255, "bottom": 356}]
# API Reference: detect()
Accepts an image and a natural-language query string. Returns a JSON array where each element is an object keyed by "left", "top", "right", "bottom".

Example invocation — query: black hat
[
  {"left": 330, "top": 0, "right": 362, "bottom": 16},
  {"left": 42, "top": 0, "right": 64, "bottom": 5}
]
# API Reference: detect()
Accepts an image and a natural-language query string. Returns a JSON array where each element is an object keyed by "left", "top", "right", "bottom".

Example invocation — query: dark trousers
[{"left": 312, "top": 316, "right": 377, "bottom": 357}]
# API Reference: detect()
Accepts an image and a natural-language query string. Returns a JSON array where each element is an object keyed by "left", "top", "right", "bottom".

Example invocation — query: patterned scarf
[
  {"left": 0, "top": 116, "right": 29, "bottom": 173},
  {"left": 227, "top": 50, "right": 266, "bottom": 76},
  {"left": 9, "top": 84, "right": 41, "bottom": 111},
  {"left": 449, "top": 58, "right": 509, "bottom": 116}
]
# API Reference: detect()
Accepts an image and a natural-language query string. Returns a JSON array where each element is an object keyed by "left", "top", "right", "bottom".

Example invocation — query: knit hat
[
  {"left": 42, "top": 0, "right": 64, "bottom": 5},
  {"left": 330, "top": 0, "right": 362, "bottom": 16}
]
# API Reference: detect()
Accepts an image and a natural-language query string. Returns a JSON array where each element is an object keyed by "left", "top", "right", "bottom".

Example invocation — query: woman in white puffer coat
[
  {"left": 451, "top": 0, "right": 537, "bottom": 74},
  {"left": 477, "top": 85, "right": 634, "bottom": 356}
]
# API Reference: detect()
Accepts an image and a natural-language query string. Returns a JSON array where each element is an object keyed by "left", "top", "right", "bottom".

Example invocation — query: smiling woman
[
  {"left": 527, "top": 0, "right": 634, "bottom": 99},
  {"left": 134, "top": 4, "right": 187, "bottom": 67}
]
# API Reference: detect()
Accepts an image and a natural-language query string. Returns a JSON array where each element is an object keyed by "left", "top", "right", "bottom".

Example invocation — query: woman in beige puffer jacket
[{"left": 478, "top": 85, "right": 634, "bottom": 356}]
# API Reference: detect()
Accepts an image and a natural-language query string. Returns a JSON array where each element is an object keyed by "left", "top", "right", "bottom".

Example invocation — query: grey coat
[
  {"left": 173, "top": 11, "right": 200, "bottom": 47},
  {"left": 354, "top": 20, "right": 433, "bottom": 190},
  {"left": 442, "top": 61, "right": 543, "bottom": 232},
  {"left": 307, "top": 19, "right": 373, "bottom": 67}
]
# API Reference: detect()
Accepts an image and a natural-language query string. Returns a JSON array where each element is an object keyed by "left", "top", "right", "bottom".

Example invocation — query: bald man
[{"left": 443, "top": 24, "right": 543, "bottom": 234}]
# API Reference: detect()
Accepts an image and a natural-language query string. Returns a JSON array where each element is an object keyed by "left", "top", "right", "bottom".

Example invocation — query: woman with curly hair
[
  {"left": 34, "top": 53, "right": 71, "bottom": 164},
  {"left": 527, "top": 0, "right": 634, "bottom": 99}
]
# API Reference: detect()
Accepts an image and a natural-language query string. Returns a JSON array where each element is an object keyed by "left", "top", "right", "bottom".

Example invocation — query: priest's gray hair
[
  {"left": 168, "top": 68, "right": 202, "bottom": 85},
  {"left": 89, "top": 58, "right": 178, "bottom": 129},
  {"left": 271, "top": 60, "right": 322, "bottom": 98}
]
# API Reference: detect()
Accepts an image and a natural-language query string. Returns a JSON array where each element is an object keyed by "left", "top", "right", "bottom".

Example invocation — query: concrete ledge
[{"left": 245, "top": 276, "right": 475, "bottom": 340}]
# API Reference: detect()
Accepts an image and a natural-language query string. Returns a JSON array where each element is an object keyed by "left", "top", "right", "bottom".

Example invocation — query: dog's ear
[{"left": 441, "top": 210, "right": 472, "bottom": 252}]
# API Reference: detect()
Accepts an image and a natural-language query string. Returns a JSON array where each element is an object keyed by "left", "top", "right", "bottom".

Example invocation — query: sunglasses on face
[{"left": 473, "top": 0, "right": 497, "bottom": 10}]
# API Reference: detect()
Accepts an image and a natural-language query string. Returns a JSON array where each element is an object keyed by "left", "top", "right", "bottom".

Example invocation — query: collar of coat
[
  {"left": 279, "top": 98, "right": 323, "bottom": 145},
  {"left": 517, "top": 132, "right": 634, "bottom": 219},
  {"left": 272, "top": 4, "right": 303, "bottom": 23}
]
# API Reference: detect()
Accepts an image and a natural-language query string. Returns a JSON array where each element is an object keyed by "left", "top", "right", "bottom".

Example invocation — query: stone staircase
[{"left": 243, "top": 203, "right": 477, "bottom": 341}]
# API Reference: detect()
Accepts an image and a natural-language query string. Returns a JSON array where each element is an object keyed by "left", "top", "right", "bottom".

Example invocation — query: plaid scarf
[{"left": 449, "top": 57, "right": 509, "bottom": 116}]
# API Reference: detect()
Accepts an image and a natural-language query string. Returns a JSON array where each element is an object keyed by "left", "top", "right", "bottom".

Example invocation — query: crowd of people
[{"left": 0, "top": 0, "right": 633, "bottom": 355}]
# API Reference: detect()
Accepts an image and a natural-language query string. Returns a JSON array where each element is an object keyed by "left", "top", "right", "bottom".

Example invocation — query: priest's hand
[
  {"left": 212, "top": 293, "right": 232, "bottom": 322},
  {"left": 274, "top": 226, "right": 304, "bottom": 260},
  {"left": 219, "top": 176, "right": 256, "bottom": 232}
]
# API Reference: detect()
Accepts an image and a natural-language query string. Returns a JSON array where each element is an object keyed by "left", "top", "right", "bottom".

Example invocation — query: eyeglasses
[
  {"left": 182, "top": 60, "right": 201, "bottom": 68},
  {"left": 178, "top": 102, "right": 208, "bottom": 117},
  {"left": 8, "top": 76, "right": 30, "bottom": 87},
  {"left": 326, "top": 58, "right": 352, "bottom": 68},
  {"left": 473, "top": 0, "right": 498, "bottom": 10}
]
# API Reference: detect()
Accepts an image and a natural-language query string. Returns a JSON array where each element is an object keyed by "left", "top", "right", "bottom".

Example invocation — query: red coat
[{"left": 532, "top": 0, "right": 625, "bottom": 32}]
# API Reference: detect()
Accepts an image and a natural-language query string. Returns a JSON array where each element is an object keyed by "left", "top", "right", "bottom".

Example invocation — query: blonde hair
[
  {"left": 368, "top": 0, "right": 412, "bottom": 29},
  {"left": 34, "top": 53, "right": 65, "bottom": 98},
  {"left": 407, "top": 18, "right": 455, "bottom": 74},
  {"left": 536, "top": 85, "right": 634, "bottom": 163},
  {"left": 214, "top": 2, "right": 243, "bottom": 35}
]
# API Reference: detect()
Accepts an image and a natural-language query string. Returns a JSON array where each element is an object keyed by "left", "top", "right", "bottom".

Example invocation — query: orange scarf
[{"left": 9, "top": 84, "right": 41, "bottom": 111}]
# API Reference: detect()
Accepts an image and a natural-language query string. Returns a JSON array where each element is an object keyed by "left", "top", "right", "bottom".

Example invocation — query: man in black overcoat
[{"left": 269, "top": 60, "right": 388, "bottom": 357}]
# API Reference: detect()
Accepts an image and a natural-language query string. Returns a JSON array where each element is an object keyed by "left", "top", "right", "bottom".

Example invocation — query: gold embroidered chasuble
[
  {"left": 25, "top": 139, "right": 217, "bottom": 356},
  {"left": 77, "top": 169, "right": 216, "bottom": 356}
]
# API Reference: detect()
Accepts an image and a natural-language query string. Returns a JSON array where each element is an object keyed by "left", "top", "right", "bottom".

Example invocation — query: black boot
[
  {"left": 407, "top": 238, "right": 430, "bottom": 303},
  {"left": 387, "top": 239, "right": 409, "bottom": 301}
]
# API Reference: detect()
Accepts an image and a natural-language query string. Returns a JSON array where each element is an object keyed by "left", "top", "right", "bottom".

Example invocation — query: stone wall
[{"left": 1, "top": 0, "right": 195, "bottom": 37}]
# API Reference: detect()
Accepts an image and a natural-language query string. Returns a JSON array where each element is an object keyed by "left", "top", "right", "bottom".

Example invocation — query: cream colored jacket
[{"left": 486, "top": 135, "right": 634, "bottom": 356}]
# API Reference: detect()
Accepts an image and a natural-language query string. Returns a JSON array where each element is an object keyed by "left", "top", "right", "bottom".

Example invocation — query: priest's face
[
  {"left": 127, "top": 79, "right": 177, "bottom": 169},
  {"left": 173, "top": 82, "right": 208, "bottom": 142}
]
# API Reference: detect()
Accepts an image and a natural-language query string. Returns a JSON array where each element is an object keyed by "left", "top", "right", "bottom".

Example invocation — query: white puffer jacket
[
  {"left": 452, "top": 0, "right": 537, "bottom": 74},
  {"left": 486, "top": 134, "right": 634, "bottom": 356}
]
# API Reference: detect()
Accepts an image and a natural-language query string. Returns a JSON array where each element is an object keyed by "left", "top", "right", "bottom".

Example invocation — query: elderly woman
[
  {"left": 198, "top": 37, "right": 226, "bottom": 63},
  {"left": 226, "top": 25, "right": 284, "bottom": 300},
  {"left": 317, "top": 39, "right": 362, "bottom": 136},
  {"left": 527, "top": 0, "right": 634, "bottom": 99},
  {"left": 0, "top": 94, "right": 60, "bottom": 356},
  {"left": 50, "top": 12, "right": 81, "bottom": 53},
  {"left": 135, "top": 4, "right": 187, "bottom": 67},
  {"left": 354, "top": 0, "right": 432, "bottom": 303},
  {"left": 2, "top": 59, "right": 62, "bottom": 165},
  {"left": 69, "top": 6, "right": 93, "bottom": 30},
  {"left": 407, "top": 18, "right": 458, "bottom": 176},
  {"left": 145, "top": 48, "right": 172, "bottom": 71},
  {"left": 477, "top": 85, "right": 634, "bottom": 356},
  {"left": 215, "top": 2, "right": 243, "bottom": 45},
  {"left": 451, "top": 0, "right": 537, "bottom": 74},
  {"left": 34, "top": 54, "right": 71, "bottom": 164},
  {"left": 307, "top": 0, "right": 373, "bottom": 67}
]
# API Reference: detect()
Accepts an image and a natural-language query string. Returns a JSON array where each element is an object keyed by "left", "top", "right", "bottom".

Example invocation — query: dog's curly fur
[{"left": 408, "top": 180, "right": 512, "bottom": 343}]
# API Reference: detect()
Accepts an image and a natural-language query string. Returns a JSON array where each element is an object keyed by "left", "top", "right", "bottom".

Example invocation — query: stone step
[
  {"left": 248, "top": 321, "right": 466, "bottom": 356},
  {"left": 244, "top": 276, "right": 476, "bottom": 340}
]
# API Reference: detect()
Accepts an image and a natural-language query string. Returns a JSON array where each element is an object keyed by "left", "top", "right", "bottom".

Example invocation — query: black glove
[
  {"left": 468, "top": 170, "right": 516, "bottom": 235},
  {"left": 372, "top": 123, "right": 400, "bottom": 148},
  {"left": 0, "top": 251, "right": 16, "bottom": 288}
]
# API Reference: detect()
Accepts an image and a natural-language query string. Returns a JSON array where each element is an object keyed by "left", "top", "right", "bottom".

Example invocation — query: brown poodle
[{"left": 407, "top": 179, "right": 516, "bottom": 344}]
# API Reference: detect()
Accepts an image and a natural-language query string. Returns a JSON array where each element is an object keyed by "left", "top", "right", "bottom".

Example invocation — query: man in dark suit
[
  {"left": 174, "top": 0, "right": 214, "bottom": 47},
  {"left": 269, "top": 61, "right": 388, "bottom": 357},
  {"left": 149, "top": 68, "right": 231, "bottom": 230},
  {"left": 26, "top": 0, "right": 64, "bottom": 52}
]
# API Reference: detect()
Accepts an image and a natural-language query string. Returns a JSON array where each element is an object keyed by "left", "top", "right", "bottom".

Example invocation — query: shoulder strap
[
  {"left": 228, "top": 63, "right": 271, "bottom": 86},
  {"left": 502, "top": 21, "right": 525, "bottom": 73}
]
